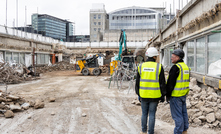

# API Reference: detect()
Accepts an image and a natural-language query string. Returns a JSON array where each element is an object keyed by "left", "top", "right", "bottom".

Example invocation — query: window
[
  {"left": 98, "top": 22, "right": 101, "bottom": 25},
  {"left": 13, "top": 52, "right": 19, "bottom": 63},
  {"left": 208, "top": 33, "right": 221, "bottom": 76},
  {"left": 94, "top": 28, "right": 96, "bottom": 31},
  {"left": 98, "top": 28, "right": 101, "bottom": 31},
  {"left": 20, "top": 53, "right": 25, "bottom": 65},
  {"left": 187, "top": 40, "right": 195, "bottom": 71},
  {"left": 0, "top": 51, "right": 4, "bottom": 62},
  {"left": 94, "top": 22, "right": 96, "bottom": 25},
  {"left": 196, "top": 37, "right": 205, "bottom": 74},
  {"left": 45, "top": 55, "right": 49, "bottom": 64},
  {"left": 40, "top": 54, "right": 45, "bottom": 64},
  {"left": 98, "top": 15, "right": 101, "bottom": 19},
  {"left": 94, "top": 15, "right": 96, "bottom": 19},
  {"left": 6, "top": 52, "right": 12, "bottom": 62}
]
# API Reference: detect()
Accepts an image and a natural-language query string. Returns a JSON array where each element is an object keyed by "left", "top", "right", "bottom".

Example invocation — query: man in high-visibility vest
[
  {"left": 166, "top": 49, "right": 190, "bottom": 134},
  {"left": 135, "top": 47, "right": 166, "bottom": 134}
]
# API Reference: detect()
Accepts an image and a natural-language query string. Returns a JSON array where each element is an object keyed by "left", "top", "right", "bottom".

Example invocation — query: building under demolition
[{"left": 148, "top": 0, "right": 221, "bottom": 90}]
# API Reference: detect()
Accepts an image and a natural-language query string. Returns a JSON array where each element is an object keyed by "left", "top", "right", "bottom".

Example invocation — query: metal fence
[{"left": 0, "top": 25, "right": 147, "bottom": 49}]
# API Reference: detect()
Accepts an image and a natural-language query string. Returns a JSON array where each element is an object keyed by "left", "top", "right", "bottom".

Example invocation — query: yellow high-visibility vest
[
  {"left": 138, "top": 62, "right": 162, "bottom": 98},
  {"left": 171, "top": 62, "right": 190, "bottom": 97}
]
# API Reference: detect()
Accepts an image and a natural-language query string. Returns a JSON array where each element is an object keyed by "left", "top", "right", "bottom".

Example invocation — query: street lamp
[{"left": 6, "top": 0, "right": 7, "bottom": 26}]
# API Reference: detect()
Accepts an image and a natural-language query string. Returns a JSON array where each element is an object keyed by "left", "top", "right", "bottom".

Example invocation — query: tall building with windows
[
  {"left": 90, "top": 4, "right": 109, "bottom": 42},
  {"left": 32, "top": 14, "right": 74, "bottom": 41},
  {"left": 90, "top": 5, "right": 174, "bottom": 42}
]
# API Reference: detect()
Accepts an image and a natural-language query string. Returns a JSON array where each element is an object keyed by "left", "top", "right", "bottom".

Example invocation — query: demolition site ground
[{"left": 0, "top": 71, "right": 220, "bottom": 134}]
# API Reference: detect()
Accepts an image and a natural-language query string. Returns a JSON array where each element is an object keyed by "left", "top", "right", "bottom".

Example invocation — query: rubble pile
[
  {"left": 0, "top": 91, "right": 46, "bottom": 118},
  {"left": 36, "top": 61, "right": 75, "bottom": 73},
  {"left": 0, "top": 62, "right": 34, "bottom": 84},
  {"left": 187, "top": 77, "right": 221, "bottom": 128},
  {"left": 99, "top": 65, "right": 109, "bottom": 74}
]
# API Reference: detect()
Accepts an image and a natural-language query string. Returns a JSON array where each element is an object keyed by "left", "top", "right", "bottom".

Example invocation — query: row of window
[
  {"left": 164, "top": 32, "right": 221, "bottom": 78},
  {"left": 112, "top": 9, "right": 155, "bottom": 15},
  {"left": 38, "top": 18, "right": 66, "bottom": 26},
  {"left": 187, "top": 33, "right": 221, "bottom": 77},
  {"left": 111, "top": 15, "right": 156, "bottom": 20},
  {"left": 110, "top": 22, "right": 156, "bottom": 27},
  {"left": 93, "top": 14, "right": 102, "bottom": 19},
  {"left": 94, "top": 22, "right": 102, "bottom": 25},
  {"left": 1, "top": 51, "right": 50, "bottom": 66},
  {"left": 93, "top": 28, "right": 102, "bottom": 31}
]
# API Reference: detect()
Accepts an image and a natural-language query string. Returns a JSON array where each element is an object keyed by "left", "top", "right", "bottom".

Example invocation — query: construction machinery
[
  {"left": 76, "top": 53, "right": 104, "bottom": 76},
  {"left": 110, "top": 29, "right": 136, "bottom": 75}
]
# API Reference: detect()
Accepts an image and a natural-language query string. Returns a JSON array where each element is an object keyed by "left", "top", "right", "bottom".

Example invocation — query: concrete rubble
[
  {"left": 187, "top": 77, "right": 221, "bottom": 128},
  {"left": 36, "top": 61, "right": 76, "bottom": 73},
  {"left": 0, "top": 62, "right": 36, "bottom": 84},
  {"left": 0, "top": 90, "right": 55, "bottom": 118}
]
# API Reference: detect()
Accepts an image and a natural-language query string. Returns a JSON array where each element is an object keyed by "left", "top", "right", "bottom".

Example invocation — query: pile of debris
[
  {"left": 187, "top": 77, "right": 221, "bottom": 128},
  {"left": 0, "top": 62, "right": 36, "bottom": 84},
  {"left": 99, "top": 64, "right": 109, "bottom": 74},
  {"left": 0, "top": 91, "right": 48, "bottom": 118},
  {"left": 36, "top": 61, "right": 75, "bottom": 73}
]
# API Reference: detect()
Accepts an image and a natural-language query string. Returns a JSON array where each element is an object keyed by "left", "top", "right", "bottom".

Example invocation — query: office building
[
  {"left": 31, "top": 14, "right": 74, "bottom": 41},
  {"left": 90, "top": 4, "right": 174, "bottom": 42},
  {"left": 68, "top": 35, "right": 90, "bottom": 42},
  {"left": 90, "top": 4, "right": 109, "bottom": 42}
]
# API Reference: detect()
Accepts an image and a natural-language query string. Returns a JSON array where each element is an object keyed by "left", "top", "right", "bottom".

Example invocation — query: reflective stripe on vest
[
  {"left": 171, "top": 62, "right": 190, "bottom": 97},
  {"left": 138, "top": 62, "right": 162, "bottom": 98}
]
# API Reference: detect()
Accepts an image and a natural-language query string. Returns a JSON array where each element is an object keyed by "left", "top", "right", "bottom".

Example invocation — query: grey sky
[{"left": 0, "top": 0, "right": 188, "bottom": 35}]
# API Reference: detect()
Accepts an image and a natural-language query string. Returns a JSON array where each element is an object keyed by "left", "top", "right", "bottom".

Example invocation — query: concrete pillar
[{"left": 175, "top": 12, "right": 182, "bottom": 48}]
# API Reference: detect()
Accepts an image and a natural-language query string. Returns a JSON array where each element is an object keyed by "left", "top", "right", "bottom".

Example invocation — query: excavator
[
  {"left": 110, "top": 29, "right": 136, "bottom": 75},
  {"left": 76, "top": 53, "right": 104, "bottom": 76}
]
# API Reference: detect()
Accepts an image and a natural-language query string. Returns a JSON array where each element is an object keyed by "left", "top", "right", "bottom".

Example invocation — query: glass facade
[
  {"left": 2, "top": 51, "right": 49, "bottom": 66},
  {"left": 208, "top": 33, "right": 221, "bottom": 68},
  {"left": 32, "top": 14, "right": 73, "bottom": 40},
  {"left": 176, "top": 33, "right": 221, "bottom": 78},
  {"left": 109, "top": 8, "right": 158, "bottom": 30},
  {"left": 187, "top": 40, "right": 194, "bottom": 71},
  {"left": 196, "top": 37, "right": 205, "bottom": 74}
]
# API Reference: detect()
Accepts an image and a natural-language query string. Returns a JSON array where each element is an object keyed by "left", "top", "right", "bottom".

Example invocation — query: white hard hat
[{"left": 145, "top": 47, "right": 159, "bottom": 57}]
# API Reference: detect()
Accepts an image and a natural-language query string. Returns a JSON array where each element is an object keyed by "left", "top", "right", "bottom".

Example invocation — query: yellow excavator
[{"left": 76, "top": 54, "right": 104, "bottom": 76}]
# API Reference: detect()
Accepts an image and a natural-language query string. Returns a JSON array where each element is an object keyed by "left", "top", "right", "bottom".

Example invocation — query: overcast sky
[{"left": 0, "top": 0, "right": 189, "bottom": 35}]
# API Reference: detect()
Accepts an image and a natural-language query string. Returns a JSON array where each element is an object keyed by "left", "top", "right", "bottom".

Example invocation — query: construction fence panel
[
  {"left": 108, "top": 42, "right": 118, "bottom": 48},
  {"left": 99, "top": 42, "right": 108, "bottom": 48},
  {"left": 0, "top": 25, "right": 6, "bottom": 34}
]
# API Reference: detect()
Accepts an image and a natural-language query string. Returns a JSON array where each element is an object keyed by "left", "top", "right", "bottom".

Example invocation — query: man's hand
[
  {"left": 166, "top": 96, "right": 170, "bottom": 103},
  {"left": 160, "top": 96, "right": 165, "bottom": 103},
  {"left": 138, "top": 96, "right": 141, "bottom": 102}
]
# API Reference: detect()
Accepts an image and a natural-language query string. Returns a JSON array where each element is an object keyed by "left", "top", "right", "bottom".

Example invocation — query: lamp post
[
  {"left": 6, "top": 0, "right": 7, "bottom": 26},
  {"left": 16, "top": 0, "right": 18, "bottom": 27}
]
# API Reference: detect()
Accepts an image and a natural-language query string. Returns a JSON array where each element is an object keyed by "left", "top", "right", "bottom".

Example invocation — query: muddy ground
[{"left": 0, "top": 71, "right": 220, "bottom": 134}]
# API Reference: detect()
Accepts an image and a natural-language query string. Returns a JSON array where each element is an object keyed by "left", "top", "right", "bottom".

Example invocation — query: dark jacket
[
  {"left": 166, "top": 59, "right": 184, "bottom": 98},
  {"left": 135, "top": 57, "right": 166, "bottom": 102}
]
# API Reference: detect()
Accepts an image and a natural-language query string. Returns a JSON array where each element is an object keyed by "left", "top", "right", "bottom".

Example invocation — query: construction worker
[
  {"left": 135, "top": 47, "right": 166, "bottom": 134},
  {"left": 166, "top": 49, "right": 190, "bottom": 134}
]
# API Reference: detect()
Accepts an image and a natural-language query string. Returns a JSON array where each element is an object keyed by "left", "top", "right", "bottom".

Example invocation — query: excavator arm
[{"left": 118, "top": 29, "right": 127, "bottom": 61}]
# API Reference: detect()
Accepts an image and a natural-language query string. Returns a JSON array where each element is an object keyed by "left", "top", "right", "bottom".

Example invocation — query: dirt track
[{"left": 0, "top": 71, "right": 220, "bottom": 134}]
